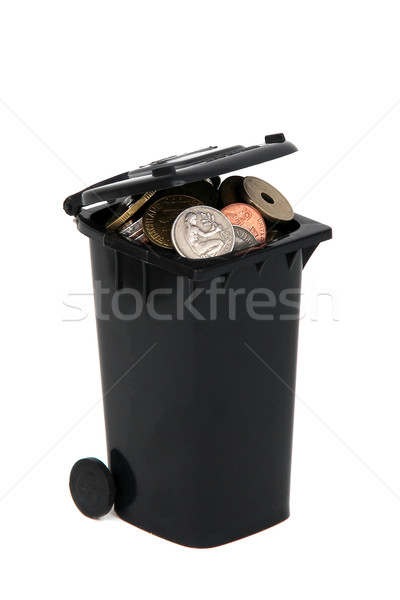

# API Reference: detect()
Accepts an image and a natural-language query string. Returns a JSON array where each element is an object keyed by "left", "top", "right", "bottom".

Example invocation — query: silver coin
[
  {"left": 121, "top": 195, "right": 135, "bottom": 207},
  {"left": 171, "top": 206, "right": 235, "bottom": 259},
  {"left": 118, "top": 217, "right": 144, "bottom": 239},
  {"left": 233, "top": 225, "right": 258, "bottom": 251},
  {"left": 134, "top": 231, "right": 149, "bottom": 243}
]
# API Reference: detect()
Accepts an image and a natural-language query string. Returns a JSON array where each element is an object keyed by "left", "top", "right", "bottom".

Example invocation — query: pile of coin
[{"left": 105, "top": 175, "right": 294, "bottom": 260}]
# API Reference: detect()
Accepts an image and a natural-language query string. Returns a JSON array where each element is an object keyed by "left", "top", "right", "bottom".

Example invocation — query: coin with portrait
[{"left": 171, "top": 206, "right": 234, "bottom": 259}]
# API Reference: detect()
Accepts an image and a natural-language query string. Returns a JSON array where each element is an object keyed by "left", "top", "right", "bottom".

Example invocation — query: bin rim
[{"left": 76, "top": 206, "right": 332, "bottom": 281}]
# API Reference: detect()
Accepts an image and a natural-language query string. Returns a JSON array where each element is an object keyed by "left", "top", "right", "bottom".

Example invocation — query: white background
[{"left": 1, "top": 1, "right": 399, "bottom": 598}]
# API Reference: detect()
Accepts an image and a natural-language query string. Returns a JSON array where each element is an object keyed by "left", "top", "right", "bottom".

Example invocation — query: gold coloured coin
[
  {"left": 106, "top": 191, "right": 155, "bottom": 231},
  {"left": 143, "top": 195, "right": 203, "bottom": 249},
  {"left": 241, "top": 177, "right": 294, "bottom": 222},
  {"left": 105, "top": 195, "right": 135, "bottom": 228}
]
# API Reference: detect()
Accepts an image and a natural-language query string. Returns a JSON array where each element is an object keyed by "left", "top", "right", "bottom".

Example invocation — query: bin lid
[{"left": 64, "top": 133, "right": 297, "bottom": 216}]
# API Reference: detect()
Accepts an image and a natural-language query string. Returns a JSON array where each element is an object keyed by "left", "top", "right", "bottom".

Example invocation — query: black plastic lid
[{"left": 64, "top": 133, "right": 297, "bottom": 216}]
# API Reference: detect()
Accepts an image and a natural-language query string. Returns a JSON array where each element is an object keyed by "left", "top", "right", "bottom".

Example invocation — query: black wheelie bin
[{"left": 64, "top": 134, "right": 332, "bottom": 548}]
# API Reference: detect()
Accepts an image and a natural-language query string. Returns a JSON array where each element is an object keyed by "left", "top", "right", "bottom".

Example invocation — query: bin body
[{"left": 89, "top": 228, "right": 310, "bottom": 547}]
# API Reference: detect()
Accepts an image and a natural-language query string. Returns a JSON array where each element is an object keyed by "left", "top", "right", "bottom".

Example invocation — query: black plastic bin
[{"left": 65, "top": 135, "right": 332, "bottom": 548}]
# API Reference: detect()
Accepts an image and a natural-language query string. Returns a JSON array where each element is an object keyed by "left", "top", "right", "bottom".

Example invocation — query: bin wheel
[{"left": 69, "top": 458, "right": 115, "bottom": 518}]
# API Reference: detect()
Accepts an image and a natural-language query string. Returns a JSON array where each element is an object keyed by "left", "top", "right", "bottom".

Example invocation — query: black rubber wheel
[{"left": 69, "top": 458, "right": 115, "bottom": 518}]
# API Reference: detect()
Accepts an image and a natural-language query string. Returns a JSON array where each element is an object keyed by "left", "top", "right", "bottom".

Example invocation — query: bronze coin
[
  {"left": 220, "top": 176, "right": 244, "bottom": 207},
  {"left": 142, "top": 195, "right": 203, "bottom": 249},
  {"left": 221, "top": 203, "right": 266, "bottom": 243},
  {"left": 241, "top": 176, "right": 294, "bottom": 222}
]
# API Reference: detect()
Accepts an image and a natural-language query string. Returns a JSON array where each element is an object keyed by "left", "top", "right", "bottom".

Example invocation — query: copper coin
[
  {"left": 241, "top": 176, "right": 294, "bottom": 222},
  {"left": 143, "top": 194, "right": 203, "bottom": 249},
  {"left": 220, "top": 176, "right": 244, "bottom": 207},
  {"left": 221, "top": 203, "right": 266, "bottom": 243}
]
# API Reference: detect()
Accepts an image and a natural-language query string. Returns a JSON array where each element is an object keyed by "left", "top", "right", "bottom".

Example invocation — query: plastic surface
[
  {"left": 69, "top": 458, "right": 115, "bottom": 518},
  {"left": 63, "top": 134, "right": 297, "bottom": 216},
  {"left": 77, "top": 205, "right": 330, "bottom": 281},
  {"left": 80, "top": 204, "right": 331, "bottom": 547}
]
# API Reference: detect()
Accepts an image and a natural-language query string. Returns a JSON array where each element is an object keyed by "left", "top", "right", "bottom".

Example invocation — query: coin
[
  {"left": 241, "top": 176, "right": 294, "bottom": 222},
  {"left": 172, "top": 206, "right": 235, "bottom": 259},
  {"left": 105, "top": 195, "right": 136, "bottom": 228},
  {"left": 116, "top": 217, "right": 149, "bottom": 244},
  {"left": 153, "top": 180, "right": 219, "bottom": 208},
  {"left": 118, "top": 217, "right": 144, "bottom": 240},
  {"left": 232, "top": 225, "right": 258, "bottom": 251},
  {"left": 134, "top": 231, "right": 149, "bottom": 244},
  {"left": 220, "top": 176, "right": 244, "bottom": 206},
  {"left": 221, "top": 203, "right": 266, "bottom": 243},
  {"left": 106, "top": 190, "right": 156, "bottom": 231},
  {"left": 143, "top": 195, "right": 203, "bottom": 249}
]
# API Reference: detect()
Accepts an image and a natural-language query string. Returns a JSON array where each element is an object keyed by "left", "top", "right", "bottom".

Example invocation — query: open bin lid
[
  {"left": 63, "top": 133, "right": 297, "bottom": 216},
  {"left": 67, "top": 132, "right": 332, "bottom": 280}
]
